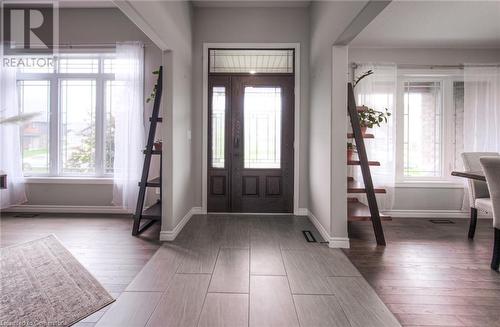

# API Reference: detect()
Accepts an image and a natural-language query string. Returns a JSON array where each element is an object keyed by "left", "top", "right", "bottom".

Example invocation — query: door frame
[{"left": 202, "top": 42, "right": 301, "bottom": 214}]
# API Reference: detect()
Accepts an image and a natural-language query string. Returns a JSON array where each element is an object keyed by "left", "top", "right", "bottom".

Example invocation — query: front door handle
[{"left": 234, "top": 137, "right": 240, "bottom": 148}]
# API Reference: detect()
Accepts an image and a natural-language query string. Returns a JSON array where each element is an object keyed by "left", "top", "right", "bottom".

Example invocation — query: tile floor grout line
[
  {"left": 142, "top": 246, "right": 181, "bottom": 327},
  {"left": 194, "top": 244, "right": 220, "bottom": 327},
  {"left": 247, "top": 237, "right": 252, "bottom": 327},
  {"left": 93, "top": 246, "right": 168, "bottom": 326},
  {"left": 278, "top": 240, "right": 302, "bottom": 327},
  {"left": 143, "top": 289, "right": 166, "bottom": 327}
]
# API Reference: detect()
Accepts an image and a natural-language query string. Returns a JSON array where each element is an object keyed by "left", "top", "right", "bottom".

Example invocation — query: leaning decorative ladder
[
  {"left": 346, "top": 82, "right": 389, "bottom": 246},
  {"left": 132, "top": 66, "right": 163, "bottom": 236}
]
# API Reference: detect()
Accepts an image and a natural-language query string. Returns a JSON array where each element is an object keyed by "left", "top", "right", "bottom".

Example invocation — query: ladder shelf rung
[
  {"left": 348, "top": 202, "right": 391, "bottom": 222},
  {"left": 347, "top": 160, "right": 380, "bottom": 166},
  {"left": 142, "top": 202, "right": 162, "bottom": 219},
  {"left": 347, "top": 133, "right": 374, "bottom": 138},
  {"left": 347, "top": 181, "right": 386, "bottom": 194},
  {"left": 143, "top": 149, "right": 162, "bottom": 155},
  {"left": 139, "top": 177, "right": 161, "bottom": 187}
]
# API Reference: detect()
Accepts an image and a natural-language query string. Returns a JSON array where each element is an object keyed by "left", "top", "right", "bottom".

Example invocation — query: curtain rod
[
  {"left": 352, "top": 62, "right": 500, "bottom": 70},
  {"left": 5, "top": 42, "right": 148, "bottom": 49}
]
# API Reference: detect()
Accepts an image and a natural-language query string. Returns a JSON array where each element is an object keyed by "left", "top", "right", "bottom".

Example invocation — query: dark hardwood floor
[
  {"left": 344, "top": 218, "right": 500, "bottom": 327},
  {"left": 0, "top": 213, "right": 161, "bottom": 326}
]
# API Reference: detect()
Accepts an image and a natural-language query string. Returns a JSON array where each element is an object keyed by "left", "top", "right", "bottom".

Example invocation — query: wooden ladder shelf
[
  {"left": 132, "top": 66, "right": 164, "bottom": 236},
  {"left": 347, "top": 83, "right": 388, "bottom": 246}
]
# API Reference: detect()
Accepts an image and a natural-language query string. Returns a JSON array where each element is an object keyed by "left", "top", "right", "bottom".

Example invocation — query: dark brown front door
[{"left": 208, "top": 75, "right": 294, "bottom": 213}]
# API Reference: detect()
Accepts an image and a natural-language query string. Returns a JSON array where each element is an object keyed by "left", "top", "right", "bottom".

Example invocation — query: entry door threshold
[{"left": 208, "top": 212, "right": 293, "bottom": 216}]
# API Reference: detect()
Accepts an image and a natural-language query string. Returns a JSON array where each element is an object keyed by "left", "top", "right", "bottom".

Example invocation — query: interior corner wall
[
  {"left": 22, "top": 8, "right": 162, "bottom": 207},
  {"left": 330, "top": 46, "right": 349, "bottom": 243},
  {"left": 349, "top": 47, "right": 500, "bottom": 213},
  {"left": 191, "top": 7, "right": 311, "bottom": 210},
  {"left": 125, "top": 1, "right": 195, "bottom": 231},
  {"left": 308, "top": 1, "right": 366, "bottom": 240}
]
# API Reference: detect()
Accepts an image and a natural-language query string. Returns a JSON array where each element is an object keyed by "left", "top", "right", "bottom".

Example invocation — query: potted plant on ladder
[{"left": 353, "top": 70, "right": 391, "bottom": 136}]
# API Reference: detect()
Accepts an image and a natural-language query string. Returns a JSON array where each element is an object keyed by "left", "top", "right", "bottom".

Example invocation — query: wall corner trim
[
  {"left": 307, "top": 209, "right": 350, "bottom": 249},
  {"left": 159, "top": 207, "right": 202, "bottom": 241}
]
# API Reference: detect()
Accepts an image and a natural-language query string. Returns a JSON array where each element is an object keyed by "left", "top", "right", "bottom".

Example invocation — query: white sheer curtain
[
  {"left": 112, "top": 41, "right": 145, "bottom": 211},
  {"left": 353, "top": 63, "right": 397, "bottom": 210},
  {"left": 464, "top": 65, "right": 500, "bottom": 152},
  {"left": 0, "top": 65, "right": 27, "bottom": 209}
]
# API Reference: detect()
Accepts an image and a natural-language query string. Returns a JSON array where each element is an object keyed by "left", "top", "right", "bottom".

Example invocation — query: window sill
[
  {"left": 24, "top": 177, "right": 114, "bottom": 185},
  {"left": 395, "top": 181, "right": 464, "bottom": 189}
]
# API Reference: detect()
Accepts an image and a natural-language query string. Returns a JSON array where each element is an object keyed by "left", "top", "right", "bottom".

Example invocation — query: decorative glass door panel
[{"left": 244, "top": 87, "right": 282, "bottom": 169}]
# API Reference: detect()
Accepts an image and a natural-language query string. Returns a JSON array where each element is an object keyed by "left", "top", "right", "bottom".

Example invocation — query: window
[
  {"left": 209, "top": 49, "right": 294, "bottom": 74},
  {"left": 104, "top": 81, "right": 122, "bottom": 174},
  {"left": 18, "top": 80, "right": 50, "bottom": 174},
  {"left": 397, "top": 72, "right": 464, "bottom": 182},
  {"left": 244, "top": 87, "right": 282, "bottom": 169},
  {"left": 60, "top": 79, "right": 97, "bottom": 174},
  {"left": 17, "top": 53, "right": 117, "bottom": 177},
  {"left": 211, "top": 86, "right": 226, "bottom": 168},
  {"left": 403, "top": 81, "right": 443, "bottom": 178},
  {"left": 453, "top": 81, "right": 465, "bottom": 170}
]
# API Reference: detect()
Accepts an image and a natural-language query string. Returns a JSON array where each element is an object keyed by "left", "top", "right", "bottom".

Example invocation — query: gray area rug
[{"left": 0, "top": 235, "right": 114, "bottom": 326}]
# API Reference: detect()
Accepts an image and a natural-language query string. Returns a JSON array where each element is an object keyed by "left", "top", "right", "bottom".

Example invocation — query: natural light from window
[
  {"left": 211, "top": 87, "right": 226, "bottom": 169},
  {"left": 403, "top": 81, "right": 442, "bottom": 178},
  {"left": 17, "top": 53, "right": 117, "bottom": 177},
  {"left": 244, "top": 87, "right": 282, "bottom": 169},
  {"left": 18, "top": 80, "right": 50, "bottom": 174}
]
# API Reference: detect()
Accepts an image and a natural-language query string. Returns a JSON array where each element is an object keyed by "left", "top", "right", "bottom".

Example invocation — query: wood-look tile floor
[
  {"left": 92, "top": 214, "right": 399, "bottom": 327},
  {"left": 345, "top": 218, "right": 500, "bottom": 327}
]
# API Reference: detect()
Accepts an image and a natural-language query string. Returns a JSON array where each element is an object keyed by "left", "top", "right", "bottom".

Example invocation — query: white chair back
[
  {"left": 480, "top": 157, "right": 500, "bottom": 229},
  {"left": 461, "top": 152, "right": 499, "bottom": 207}
]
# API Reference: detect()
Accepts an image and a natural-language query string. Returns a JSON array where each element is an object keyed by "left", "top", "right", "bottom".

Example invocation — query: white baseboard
[
  {"left": 329, "top": 237, "right": 350, "bottom": 248},
  {"left": 307, "top": 209, "right": 330, "bottom": 242},
  {"left": 382, "top": 209, "right": 475, "bottom": 219},
  {"left": 207, "top": 212, "right": 292, "bottom": 216},
  {"left": 306, "top": 209, "right": 350, "bottom": 249},
  {"left": 295, "top": 207, "right": 309, "bottom": 216},
  {"left": 2, "top": 204, "right": 131, "bottom": 214},
  {"left": 159, "top": 207, "right": 202, "bottom": 241}
]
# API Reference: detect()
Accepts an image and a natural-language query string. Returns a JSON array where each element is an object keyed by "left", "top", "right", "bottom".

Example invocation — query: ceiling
[
  {"left": 351, "top": 1, "right": 500, "bottom": 48},
  {"left": 56, "top": 0, "right": 311, "bottom": 9},
  {"left": 191, "top": 0, "right": 311, "bottom": 7},
  {"left": 56, "top": 0, "right": 115, "bottom": 8}
]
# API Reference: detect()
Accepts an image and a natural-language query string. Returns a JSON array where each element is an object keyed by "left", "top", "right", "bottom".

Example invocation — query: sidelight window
[{"left": 211, "top": 86, "right": 226, "bottom": 168}]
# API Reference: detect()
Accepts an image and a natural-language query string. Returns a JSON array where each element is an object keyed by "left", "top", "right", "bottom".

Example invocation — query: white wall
[
  {"left": 23, "top": 8, "right": 162, "bottom": 207},
  {"left": 349, "top": 47, "right": 500, "bottom": 214},
  {"left": 191, "top": 7, "right": 310, "bottom": 210},
  {"left": 308, "top": 1, "right": 366, "bottom": 245}
]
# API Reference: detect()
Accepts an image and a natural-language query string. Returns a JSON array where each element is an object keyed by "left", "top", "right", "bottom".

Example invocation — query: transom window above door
[{"left": 209, "top": 49, "right": 294, "bottom": 74}]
